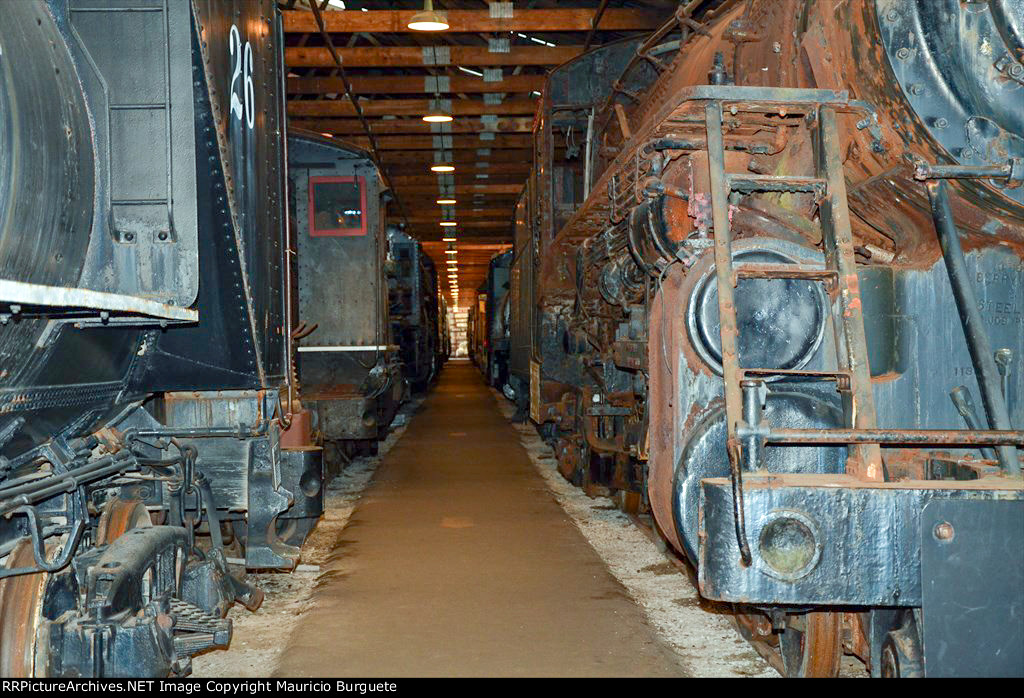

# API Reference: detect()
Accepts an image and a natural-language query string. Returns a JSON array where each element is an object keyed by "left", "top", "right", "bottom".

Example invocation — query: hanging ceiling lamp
[{"left": 407, "top": 0, "right": 449, "bottom": 31}]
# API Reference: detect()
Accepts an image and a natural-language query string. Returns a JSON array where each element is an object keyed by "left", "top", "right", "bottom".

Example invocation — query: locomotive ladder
[
  {"left": 703, "top": 97, "right": 882, "bottom": 563},
  {"left": 701, "top": 91, "right": 1024, "bottom": 563}
]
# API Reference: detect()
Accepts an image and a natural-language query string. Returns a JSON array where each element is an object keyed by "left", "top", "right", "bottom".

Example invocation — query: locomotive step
[{"left": 170, "top": 598, "right": 232, "bottom": 658}]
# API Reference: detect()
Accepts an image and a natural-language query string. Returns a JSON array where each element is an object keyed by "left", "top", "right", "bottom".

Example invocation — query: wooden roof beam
[
  {"left": 377, "top": 149, "right": 531, "bottom": 164},
  {"left": 404, "top": 221, "right": 514, "bottom": 230},
  {"left": 414, "top": 234, "right": 515, "bottom": 243},
  {"left": 302, "top": 117, "right": 533, "bottom": 136},
  {"left": 396, "top": 183, "right": 522, "bottom": 195},
  {"left": 385, "top": 162, "right": 530, "bottom": 175},
  {"left": 288, "top": 98, "right": 537, "bottom": 118},
  {"left": 288, "top": 74, "right": 545, "bottom": 96},
  {"left": 340, "top": 134, "right": 529, "bottom": 150},
  {"left": 282, "top": 9, "right": 663, "bottom": 34},
  {"left": 389, "top": 173, "right": 525, "bottom": 185},
  {"left": 404, "top": 211, "right": 515, "bottom": 221},
  {"left": 286, "top": 45, "right": 581, "bottom": 68}
]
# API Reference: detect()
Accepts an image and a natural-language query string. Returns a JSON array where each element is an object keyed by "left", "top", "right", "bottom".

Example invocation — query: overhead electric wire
[{"left": 305, "top": 0, "right": 410, "bottom": 229}]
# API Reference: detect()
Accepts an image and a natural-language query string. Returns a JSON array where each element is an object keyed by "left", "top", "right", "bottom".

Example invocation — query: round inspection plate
[{"left": 687, "top": 248, "right": 827, "bottom": 376}]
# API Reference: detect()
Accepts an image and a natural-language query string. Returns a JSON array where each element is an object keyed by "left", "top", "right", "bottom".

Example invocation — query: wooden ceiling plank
[
  {"left": 386, "top": 162, "right": 530, "bottom": 175},
  {"left": 341, "top": 134, "right": 530, "bottom": 150},
  {"left": 288, "top": 74, "right": 545, "bottom": 95},
  {"left": 283, "top": 9, "right": 663, "bottom": 34},
  {"left": 301, "top": 117, "right": 534, "bottom": 136},
  {"left": 377, "top": 149, "right": 532, "bottom": 164},
  {"left": 397, "top": 183, "right": 522, "bottom": 195},
  {"left": 288, "top": 98, "right": 537, "bottom": 118},
  {"left": 286, "top": 45, "right": 580, "bottom": 68}
]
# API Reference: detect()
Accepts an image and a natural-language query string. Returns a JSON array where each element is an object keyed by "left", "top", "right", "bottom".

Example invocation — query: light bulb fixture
[
  {"left": 430, "top": 164, "right": 455, "bottom": 173},
  {"left": 436, "top": 198, "right": 457, "bottom": 205},
  {"left": 440, "top": 221, "right": 457, "bottom": 227},
  {"left": 408, "top": 0, "right": 448, "bottom": 31},
  {"left": 423, "top": 112, "right": 453, "bottom": 123},
  {"left": 445, "top": 250, "right": 457, "bottom": 255},
  {"left": 442, "top": 236, "right": 457, "bottom": 242}
]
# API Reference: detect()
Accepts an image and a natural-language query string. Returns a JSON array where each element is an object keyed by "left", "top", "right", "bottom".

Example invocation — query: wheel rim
[
  {"left": 96, "top": 498, "right": 152, "bottom": 545},
  {"left": 0, "top": 540, "right": 50, "bottom": 677},
  {"left": 779, "top": 611, "right": 842, "bottom": 677},
  {"left": 734, "top": 608, "right": 842, "bottom": 677}
]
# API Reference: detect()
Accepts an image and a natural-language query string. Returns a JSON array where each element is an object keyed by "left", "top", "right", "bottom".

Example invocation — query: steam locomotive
[
  {"left": 288, "top": 132, "right": 405, "bottom": 467},
  {"left": 0, "top": 0, "right": 388, "bottom": 677},
  {"left": 388, "top": 226, "right": 447, "bottom": 392},
  {"left": 469, "top": 251, "right": 513, "bottom": 388},
  {"left": 514, "top": 0, "right": 1024, "bottom": 678}
]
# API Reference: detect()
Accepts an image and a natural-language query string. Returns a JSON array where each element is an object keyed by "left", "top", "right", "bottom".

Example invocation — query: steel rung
[
  {"left": 727, "top": 174, "right": 826, "bottom": 194},
  {"left": 733, "top": 263, "right": 836, "bottom": 281},
  {"left": 741, "top": 368, "right": 851, "bottom": 382}
]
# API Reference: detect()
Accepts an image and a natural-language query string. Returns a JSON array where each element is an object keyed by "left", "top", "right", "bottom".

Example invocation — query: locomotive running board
[{"left": 0, "top": 278, "right": 198, "bottom": 326}]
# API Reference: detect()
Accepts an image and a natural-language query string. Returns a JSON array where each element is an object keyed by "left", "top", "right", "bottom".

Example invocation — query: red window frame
[{"left": 308, "top": 175, "right": 367, "bottom": 237}]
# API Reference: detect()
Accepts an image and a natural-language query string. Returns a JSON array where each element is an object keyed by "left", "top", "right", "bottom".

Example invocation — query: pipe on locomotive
[{"left": 926, "top": 181, "right": 1021, "bottom": 476}]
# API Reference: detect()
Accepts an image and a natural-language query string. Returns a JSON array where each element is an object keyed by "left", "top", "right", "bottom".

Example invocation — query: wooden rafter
[
  {"left": 334, "top": 133, "right": 530, "bottom": 150},
  {"left": 306, "top": 118, "right": 533, "bottom": 135},
  {"left": 285, "top": 45, "right": 581, "bottom": 68},
  {"left": 288, "top": 98, "right": 537, "bottom": 117},
  {"left": 288, "top": 74, "right": 545, "bottom": 96},
  {"left": 282, "top": 9, "right": 663, "bottom": 34}
]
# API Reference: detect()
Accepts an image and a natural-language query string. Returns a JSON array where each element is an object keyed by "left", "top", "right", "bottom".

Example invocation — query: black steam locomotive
[
  {"left": 0, "top": 0, "right": 394, "bottom": 677},
  {"left": 388, "top": 226, "right": 447, "bottom": 392},
  {"left": 287, "top": 132, "right": 405, "bottom": 467},
  {"left": 512, "top": 0, "right": 1024, "bottom": 678},
  {"left": 469, "top": 251, "right": 513, "bottom": 389}
]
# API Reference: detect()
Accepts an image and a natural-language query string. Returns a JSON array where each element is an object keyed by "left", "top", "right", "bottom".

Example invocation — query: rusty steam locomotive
[{"left": 512, "top": 0, "right": 1024, "bottom": 678}]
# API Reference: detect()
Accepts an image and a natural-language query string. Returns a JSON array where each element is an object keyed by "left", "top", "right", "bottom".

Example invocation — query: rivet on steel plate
[{"left": 933, "top": 521, "right": 955, "bottom": 542}]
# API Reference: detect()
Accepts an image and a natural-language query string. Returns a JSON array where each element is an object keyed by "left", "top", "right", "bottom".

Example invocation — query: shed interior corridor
[{"left": 274, "top": 362, "right": 686, "bottom": 677}]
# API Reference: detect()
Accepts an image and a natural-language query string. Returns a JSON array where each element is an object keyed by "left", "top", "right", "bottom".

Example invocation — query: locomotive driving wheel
[
  {"left": 96, "top": 497, "right": 152, "bottom": 545},
  {"left": 735, "top": 608, "right": 842, "bottom": 677},
  {"left": 0, "top": 539, "right": 54, "bottom": 677}
]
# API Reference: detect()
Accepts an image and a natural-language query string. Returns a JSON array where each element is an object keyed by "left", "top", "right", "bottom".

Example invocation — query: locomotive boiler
[
  {"left": 288, "top": 132, "right": 405, "bottom": 466},
  {"left": 0, "top": 0, "right": 324, "bottom": 676},
  {"left": 521, "top": 0, "right": 1024, "bottom": 677}
]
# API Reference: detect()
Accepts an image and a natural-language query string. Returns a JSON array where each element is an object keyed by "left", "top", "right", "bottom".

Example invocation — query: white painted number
[
  {"left": 243, "top": 40, "right": 255, "bottom": 130},
  {"left": 229, "top": 24, "right": 255, "bottom": 130}
]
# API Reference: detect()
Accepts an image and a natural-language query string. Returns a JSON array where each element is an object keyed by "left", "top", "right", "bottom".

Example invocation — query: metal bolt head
[
  {"left": 934, "top": 117, "right": 949, "bottom": 129},
  {"left": 886, "top": 9, "right": 899, "bottom": 22},
  {"left": 934, "top": 521, "right": 955, "bottom": 541},
  {"left": 896, "top": 47, "right": 910, "bottom": 60},
  {"left": 910, "top": 83, "right": 924, "bottom": 95},
  {"left": 772, "top": 42, "right": 781, "bottom": 54}
]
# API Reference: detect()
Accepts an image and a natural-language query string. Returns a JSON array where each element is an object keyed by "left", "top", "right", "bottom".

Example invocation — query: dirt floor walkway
[{"left": 274, "top": 361, "right": 687, "bottom": 677}]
